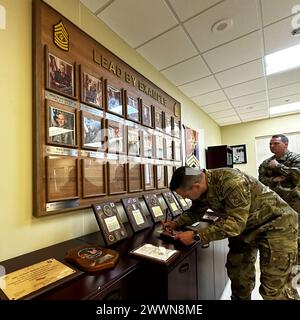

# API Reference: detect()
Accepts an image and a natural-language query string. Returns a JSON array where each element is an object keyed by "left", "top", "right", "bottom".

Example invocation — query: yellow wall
[
  {"left": 0, "top": 0, "right": 221, "bottom": 261},
  {"left": 221, "top": 113, "right": 300, "bottom": 177}
]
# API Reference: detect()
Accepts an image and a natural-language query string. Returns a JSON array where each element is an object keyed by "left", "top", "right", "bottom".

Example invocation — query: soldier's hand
[
  {"left": 161, "top": 220, "right": 177, "bottom": 233},
  {"left": 269, "top": 159, "right": 279, "bottom": 168},
  {"left": 174, "top": 231, "right": 195, "bottom": 245},
  {"left": 273, "top": 175, "right": 286, "bottom": 182}
]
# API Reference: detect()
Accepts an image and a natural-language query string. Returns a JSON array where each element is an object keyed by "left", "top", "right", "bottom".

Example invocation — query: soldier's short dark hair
[
  {"left": 170, "top": 166, "right": 203, "bottom": 191},
  {"left": 272, "top": 134, "right": 289, "bottom": 144}
]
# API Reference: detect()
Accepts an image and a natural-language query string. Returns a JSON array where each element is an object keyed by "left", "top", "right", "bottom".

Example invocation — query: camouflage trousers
[{"left": 226, "top": 230, "right": 299, "bottom": 300}]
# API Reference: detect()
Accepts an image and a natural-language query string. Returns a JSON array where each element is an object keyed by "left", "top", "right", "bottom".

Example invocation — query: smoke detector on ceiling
[{"left": 211, "top": 18, "right": 233, "bottom": 33}]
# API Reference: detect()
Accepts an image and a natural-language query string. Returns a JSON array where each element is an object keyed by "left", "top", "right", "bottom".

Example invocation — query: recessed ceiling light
[
  {"left": 270, "top": 101, "right": 300, "bottom": 115},
  {"left": 211, "top": 18, "right": 233, "bottom": 33}
]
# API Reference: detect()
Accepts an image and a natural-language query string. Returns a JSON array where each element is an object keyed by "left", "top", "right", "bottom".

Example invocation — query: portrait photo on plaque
[
  {"left": 107, "top": 84, "right": 123, "bottom": 117},
  {"left": 162, "top": 191, "right": 182, "bottom": 217},
  {"left": 127, "top": 127, "right": 140, "bottom": 156},
  {"left": 125, "top": 91, "right": 140, "bottom": 123},
  {"left": 92, "top": 202, "right": 128, "bottom": 245},
  {"left": 143, "top": 163, "right": 155, "bottom": 190},
  {"left": 107, "top": 120, "right": 126, "bottom": 154},
  {"left": 156, "top": 165, "right": 167, "bottom": 189},
  {"left": 47, "top": 101, "right": 76, "bottom": 147},
  {"left": 154, "top": 109, "right": 164, "bottom": 132},
  {"left": 155, "top": 135, "right": 164, "bottom": 160},
  {"left": 141, "top": 103, "right": 153, "bottom": 128},
  {"left": 173, "top": 118, "right": 181, "bottom": 138},
  {"left": 127, "top": 163, "right": 143, "bottom": 192},
  {"left": 121, "top": 197, "right": 149, "bottom": 232},
  {"left": 174, "top": 139, "right": 182, "bottom": 161},
  {"left": 81, "top": 70, "right": 103, "bottom": 109},
  {"left": 108, "top": 163, "right": 127, "bottom": 195},
  {"left": 142, "top": 131, "right": 154, "bottom": 158},
  {"left": 164, "top": 114, "right": 172, "bottom": 136},
  {"left": 166, "top": 138, "right": 174, "bottom": 160},
  {"left": 81, "top": 111, "right": 104, "bottom": 151},
  {"left": 82, "top": 159, "right": 106, "bottom": 198},
  {"left": 46, "top": 48, "right": 75, "bottom": 98},
  {"left": 143, "top": 194, "right": 165, "bottom": 223},
  {"left": 46, "top": 156, "right": 79, "bottom": 202}
]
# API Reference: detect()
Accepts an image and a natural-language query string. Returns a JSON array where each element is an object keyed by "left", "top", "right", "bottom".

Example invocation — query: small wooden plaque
[
  {"left": 162, "top": 191, "right": 182, "bottom": 217},
  {"left": 172, "top": 191, "right": 190, "bottom": 211},
  {"left": 143, "top": 193, "right": 165, "bottom": 223}
]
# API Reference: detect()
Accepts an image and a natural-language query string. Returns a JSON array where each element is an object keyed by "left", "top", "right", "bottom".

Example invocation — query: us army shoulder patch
[{"left": 227, "top": 188, "right": 248, "bottom": 207}]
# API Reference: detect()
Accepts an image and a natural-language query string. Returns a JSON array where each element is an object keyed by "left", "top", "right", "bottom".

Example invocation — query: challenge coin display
[
  {"left": 162, "top": 191, "right": 182, "bottom": 217},
  {"left": 92, "top": 202, "right": 128, "bottom": 245},
  {"left": 143, "top": 194, "right": 165, "bottom": 223}
]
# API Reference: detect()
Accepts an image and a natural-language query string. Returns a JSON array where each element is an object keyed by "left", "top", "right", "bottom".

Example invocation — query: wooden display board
[
  {"left": 162, "top": 191, "right": 182, "bottom": 217},
  {"left": 33, "top": 0, "right": 182, "bottom": 216}
]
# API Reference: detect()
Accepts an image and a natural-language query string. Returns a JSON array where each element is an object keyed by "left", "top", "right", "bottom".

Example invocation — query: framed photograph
[
  {"left": 141, "top": 103, "right": 153, "bottom": 128},
  {"left": 106, "top": 83, "right": 124, "bottom": 117},
  {"left": 154, "top": 109, "right": 164, "bottom": 132},
  {"left": 166, "top": 138, "right": 173, "bottom": 160},
  {"left": 156, "top": 135, "right": 165, "bottom": 160},
  {"left": 82, "top": 159, "right": 106, "bottom": 198},
  {"left": 125, "top": 91, "right": 140, "bottom": 123},
  {"left": 81, "top": 69, "right": 103, "bottom": 109},
  {"left": 172, "top": 191, "right": 190, "bottom": 211},
  {"left": 47, "top": 100, "right": 76, "bottom": 147},
  {"left": 164, "top": 113, "right": 172, "bottom": 136},
  {"left": 108, "top": 163, "right": 127, "bottom": 195},
  {"left": 162, "top": 191, "right": 182, "bottom": 217},
  {"left": 142, "top": 131, "right": 154, "bottom": 158},
  {"left": 174, "top": 139, "right": 182, "bottom": 161},
  {"left": 121, "top": 197, "right": 149, "bottom": 232},
  {"left": 156, "top": 165, "right": 167, "bottom": 189},
  {"left": 107, "top": 120, "right": 126, "bottom": 154},
  {"left": 92, "top": 202, "right": 128, "bottom": 245},
  {"left": 143, "top": 194, "right": 165, "bottom": 223},
  {"left": 127, "top": 127, "right": 140, "bottom": 156},
  {"left": 46, "top": 47, "right": 75, "bottom": 98},
  {"left": 127, "top": 163, "right": 143, "bottom": 192},
  {"left": 143, "top": 164, "right": 155, "bottom": 190},
  {"left": 167, "top": 166, "right": 175, "bottom": 186},
  {"left": 172, "top": 118, "right": 181, "bottom": 138},
  {"left": 46, "top": 156, "right": 79, "bottom": 202},
  {"left": 81, "top": 111, "right": 104, "bottom": 151},
  {"left": 231, "top": 144, "right": 247, "bottom": 164}
]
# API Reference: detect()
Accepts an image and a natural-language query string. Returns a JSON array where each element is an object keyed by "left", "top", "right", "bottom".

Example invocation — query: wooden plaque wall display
[
  {"left": 127, "top": 163, "right": 143, "bottom": 192},
  {"left": 92, "top": 202, "right": 128, "bottom": 245},
  {"left": 162, "top": 191, "right": 182, "bottom": 217},
  {"left": 121, "top": 197, "right": 149, "bottom": 232},
  {"left": 82, "top": 159, "right": 106, "bottom": 198},
  {"left": 143, "top": 194, "right": 165, "bottom": 223},
  {"left": 172, "top": 191, "right": 190, "bottom": 211},
  {"left": 33, "top": 0, "right": 182, "bottom": 216},
  {"left": 156, "top": 165, "right": 167, "bottom": 189}
]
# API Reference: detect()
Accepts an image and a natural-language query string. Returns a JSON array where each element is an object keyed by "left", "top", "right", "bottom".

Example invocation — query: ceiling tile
[
  {"left": 224, "top": 77, "right": 266, "bottom": 99},
  {"left": 261, "top": 0, "right": 300, "bottom": 26},
  {"left": 184, "top": 0, "right": 259, "bottom": 52},
  {"left": 192, "top": 90, "right": 227, "bottom": 106},
  {"left": 168, "top": 0, "right": 222, "bottom": 22},
  {"left": 267, "top": 67, "right": 300, "bottom": 89},
  {"left": 80, "top": 0, "right": 110, "bottom": 12},
  {"left": 242, "top": 115, "right": 269, "bottom": 123},
  {"left": 178, "top": 75, "right": 220, "bottom": 97},
  {"left": 98, "top": 0, "right": 178, "bottom": 48},
  {"left": 218, "top": 120, "right": 242, "bottom": 126},
  {"left": 268, "top": 82, "right": 300, "bottom": 99},
  {"left": 209, "top": 108, "right": 237, "bottom": 119},
  {"left": 202, "top": 31, "right": 263, "bottom": 73},
  {"left": 215, "top": 59, "right": 264, "bottom": 88},
  {"left": 230, "top": 91, "right": 267, "bottom": 107},
  {"left": 269, "top": 93, "right": 300, "bottom": 107},
  {"left": 239, "top": 108, "right": 270, "bottom": 120},
  {"left": 137, "top": 26, "right": 197, "bottom": 70},
  {"left": 264, "top": 15, "right": 300, "bottom": 55},
  {"left": 201, "top": 100, "right": 232, "bottom": 113},
  {"left": 214, "top": 115, "right": 241, "bottom": 124},
  {"left": 161, "top": 55, "right": 210, "bottom": 86},
  {"left": 235, "top": 101, "right": 268, "bottom": 115}
]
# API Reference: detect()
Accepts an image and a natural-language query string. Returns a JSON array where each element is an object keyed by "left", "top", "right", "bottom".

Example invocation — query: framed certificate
[
  {"left": 143, "top": 194, "right": 166, "bottom": 223},
  {"left": 162, "top": 191, "right": 182, "bottom": 217},
  {"left": 142, "top": 131, "right": 154, "bottom": 158},
  {"left": 155, "top": 165, "right": 167, "bottom": 189},
  {"left": 92, "top": 202, "right": 128, "bottom": 245},
  {"left": 106, "top": 82, "right": 124, "bottom": 117},
  {"left": 121, "top": 197, "right": 149, "bottom": 232},
  {"left": 143, "top": 163, "right": 155, "bottom": 190},
  {"left": 82, "top": 159, "right": 106, "bottom": 198},
  {"left": 125, "top": 90, "right": 140, "bottom": 123},
  {"left": 127, "top": 163, "right": 143, "bottom": 192},
  {"left": 107, "top": 119, "right": 126, "bottom": 154},
  {"left": 172, "top": 191, "right": 190, "bottom": 211},
  {"left": 108, "top": 163, "right": 127, "bottom": 195},
  {"left": 127, "top": 127, "right": 140, "bottom": 156}
]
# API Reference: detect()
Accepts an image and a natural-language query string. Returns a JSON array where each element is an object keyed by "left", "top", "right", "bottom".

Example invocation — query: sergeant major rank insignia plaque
[{"left": 53, "top": 20, "right": 69, "bottom": 51}]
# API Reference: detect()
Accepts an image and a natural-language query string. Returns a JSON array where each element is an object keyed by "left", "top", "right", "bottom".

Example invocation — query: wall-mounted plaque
[
  {"left": 162, "top": 191, "right": 182, "bottom": 217},
  {"left": 141, "top": 102, "right": 153, "bottom": 128},
  {"left": 174, "top": 139, "right": 182, "bottom": 161},
  {"left": 82, "top": 159, "right": 106, "bottom": 198},
  {"left": 173, "top": 118, "right": 181, "bottom": 138},
  {"left": 106, "top": 83, "right": 124, "bottom": 117},
  {"left": 107, "top": 119, "right": 126, "bottom": 154},
  {"left": 92, "top": 202, "right": 128, "bottom": 245},
  {"left": 143, "top": 194, "right": 165, "bottom": 223},
  {"left": 156, "top": 165, "right": 167, "bottom": 189},
  {"left": 108, "top": 163, "right": 127, "bottom": 195},
  {"left": 143, "top": 164, "right": 155, "bottom": 190},
  {"left": 155, "top": 135, "right": 165, "bottom": 160},
  {"left": 167, "top": 166, "right": 175, "bottom": 186},
  {"left": 127, "top": 163, "right": 143, "bottom": 192},
  {"left": 81, "top": 111, "right": 104, "bottom": 151},
  {"left": 166, "top": 138, "right": 174, "bottom": 160},
  {"left": 121, "top": 197, "right": 149, "bottom": 232},
  {"left": 125, "top": 91, "right": 140, "bottom": 123},
  {"left": 81, "top": 67, "right": 103, "bottom": 109},
  {"left": 164, "top": 113, "right": 172, "bottom": 136},
  {"left": 127, "top": 127, "right": 140, "bottom": 156},
  {"left": 47, "top": 100, "right": 77, "bottom": 148},
  {"left": 154, "top": 109, "right": 164, "bottom": 132},
  {"left": 142, "top": 131, "right": 154, "bottom": 158},
  {"left": 46, "top": 46, "right": 75, "bottom": 99},
  {"left": 46, "top": 156, "right": 79, "bottom": 202},
  {"left": 172, "top": 191, "right": 190, "bottom": 211}
]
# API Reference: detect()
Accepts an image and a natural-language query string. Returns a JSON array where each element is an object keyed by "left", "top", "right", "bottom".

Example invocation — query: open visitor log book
[{"left": 130, "top": 243, "right": 180, "bottom": 265}]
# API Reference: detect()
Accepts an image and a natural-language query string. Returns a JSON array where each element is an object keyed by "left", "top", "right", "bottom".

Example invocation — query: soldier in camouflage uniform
[
  {"left": 163, "top": 166, "right": 299, "bottom": 300},
  {"left": 258, "top": 134, "right": 300, "bottom": 261}
]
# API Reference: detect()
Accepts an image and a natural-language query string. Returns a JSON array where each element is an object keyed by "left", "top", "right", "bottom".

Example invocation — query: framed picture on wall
[
  {"left": 142, "top": 131, "right": 154, "bottom": 158},
  {"left": 231, "top": 144, "right": 247, "bottom": 164},
  {"left": 154, "top": 109, "right": 164, "bottom": 132},
  {"left": 156, "top": 135, "right": 164, "bottom": 160},
  {"left": 107, "top": 120, "right": 126, "bottom": 154},
  {"left": 106, "top": 83, "right": 124, "bottom": 117},
  {"left": 125, "top": 91, "right": 140, "bottom": 123},
  {"left": 81, "top": 69, "right": 103, "bottom": 109},
  {"left": 127, "top": 127, "right": 140, "bottom": 156},
  {"left": 143, "top": 164, "right": 155, "bottom": 190},
  {"left": 164, "top": 113, "right": 172, "bottom": 136},
  {"left": 141, "top": 103, "right": 153, "bottom": 128},
  {"left": 82, "top": 159, "right": 106, "bottom": 198}
]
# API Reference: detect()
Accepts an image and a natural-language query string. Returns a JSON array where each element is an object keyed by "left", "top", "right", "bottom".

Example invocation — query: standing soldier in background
[{"left": 258, "top": 134, "right": 300, "bottom": 261}]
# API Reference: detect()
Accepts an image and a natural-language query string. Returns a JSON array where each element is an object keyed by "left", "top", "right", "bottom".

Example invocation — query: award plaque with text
[
  {"left": 143, "top": 194, "right": 165, "bottom": 223},
  {"left": 162, "top": 191, "right": 182, "bottom": 217},
  {"left": 172, "top": 191, "right": 190, "bottom": 211}
]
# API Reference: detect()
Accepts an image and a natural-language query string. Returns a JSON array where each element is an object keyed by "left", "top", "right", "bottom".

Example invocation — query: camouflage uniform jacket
[
  {"left": 258, "top": 151, "right": 300, "bottom": 204},
  {"left": 175, "top": 168, "right": 298, "bottom": 243}
]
